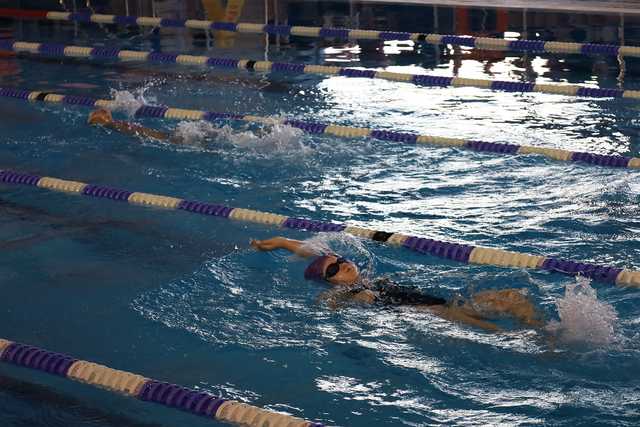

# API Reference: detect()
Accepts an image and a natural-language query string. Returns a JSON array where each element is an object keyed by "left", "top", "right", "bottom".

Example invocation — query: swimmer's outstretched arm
[
  {"left": 250, "top": 236, "right": 317, "bottom": 258},
  {"left": 106, "top": 120, "right": 171, "bottom": 141},
  {"left": 88, "top": 109, "right": 171, "bottom": 142}
]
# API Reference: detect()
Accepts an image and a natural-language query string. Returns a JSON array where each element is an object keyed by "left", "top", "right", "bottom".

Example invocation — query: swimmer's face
[{"left": 322, "top": 255, "right": 359, "bottom": 286}]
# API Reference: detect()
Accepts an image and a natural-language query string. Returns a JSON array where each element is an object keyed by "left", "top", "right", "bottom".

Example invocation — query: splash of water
[
  {"left": 170, "top": 120, "right": 309, "bottom": 153},
  {"left": 222, "top": 123, "right": 308, "bottom": 154},
  {"left": 173, "top": 120, "right": 221, "bottom": 144},
  {"left": 108, "top": 88, "right": 157, "bottom": 117},
  {"left": 546, "top": 277, "right": 618, "bottom": 347}
]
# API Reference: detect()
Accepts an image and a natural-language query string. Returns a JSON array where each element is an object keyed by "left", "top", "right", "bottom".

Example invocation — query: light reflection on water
[{"left": 1, "top": 5, "right": 640, "bottom": 427}]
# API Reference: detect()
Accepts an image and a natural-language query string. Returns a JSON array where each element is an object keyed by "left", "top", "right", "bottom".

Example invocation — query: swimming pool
[{"left": 1, "top": 2, "right": 640, "bottom": 426}]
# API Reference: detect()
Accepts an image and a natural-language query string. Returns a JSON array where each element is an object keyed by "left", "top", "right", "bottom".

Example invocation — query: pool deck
[{"left": 361, "top": 0, "right": 640, "bottom": 16}]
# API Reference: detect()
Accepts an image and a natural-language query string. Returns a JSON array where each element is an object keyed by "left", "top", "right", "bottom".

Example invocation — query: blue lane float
[
  {"left": 1, "top": 169, "right": 639, "bottom": 287},
  {"left": 1, "top": 8, "right": 638, "bottom": 58},
  {"left": 0, "top": 86, "right": 638, "bottom": 171},
  {"left": 2, "top": 40, "right": 639, "bottom": 101},
  {"left": 0, "top": 338, "right": 323, "bottom": 427}
]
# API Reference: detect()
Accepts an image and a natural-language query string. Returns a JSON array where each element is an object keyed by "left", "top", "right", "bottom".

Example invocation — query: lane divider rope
[
  {"left": 0, "top": 338, "right": 324, "bottom": 427},
  {"left": 1, "top": 40, "right": 638, "bottom": 100},
  {"left": 1, "top": 169, "right": 638, "bottom": 287},
  {"left": 1, "top": 86, "right": 638, "bottom": 170},
  {"left": 0, "top": 8, "right": 637, "bottom": 58}
]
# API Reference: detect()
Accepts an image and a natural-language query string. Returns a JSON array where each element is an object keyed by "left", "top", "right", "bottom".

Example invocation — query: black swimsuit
[{"left": 351, "top": 278, "right": 447, "bottom": 307}]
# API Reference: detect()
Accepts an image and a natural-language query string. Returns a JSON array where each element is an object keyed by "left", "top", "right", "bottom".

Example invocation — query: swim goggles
[{"left": 324, "top": 257, "right": 348, "bottom": 279}]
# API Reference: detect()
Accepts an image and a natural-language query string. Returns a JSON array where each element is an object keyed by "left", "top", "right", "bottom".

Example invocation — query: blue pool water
[{"left": 1, "top": 8, "right": 640, "bottom": 427}]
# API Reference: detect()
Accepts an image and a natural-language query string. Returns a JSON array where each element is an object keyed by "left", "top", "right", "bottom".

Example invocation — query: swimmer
[
  {"left": 88, "top": 109, "right": 173, "bottom": 142},
  {"left": 251, "top": 236, "right": 543, "bottom": 332}
]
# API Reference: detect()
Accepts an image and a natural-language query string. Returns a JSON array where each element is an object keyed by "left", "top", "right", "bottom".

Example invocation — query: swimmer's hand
[
  {"left": 88, "top": 109, "right": 113, "bottom": 126},
  {"left": 250, "top": 237, "right": 284, "bottom": 251}
]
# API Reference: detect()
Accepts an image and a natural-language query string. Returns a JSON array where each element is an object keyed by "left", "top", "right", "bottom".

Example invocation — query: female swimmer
[{"left": 251, "top": 236, "right": 543, "bottom": 332}]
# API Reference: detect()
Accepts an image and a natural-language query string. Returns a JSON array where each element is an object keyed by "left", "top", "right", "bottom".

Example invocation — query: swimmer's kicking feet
[
  {"left": 251, "top": 236, "right": 544, "bottom": 332},
  {"left": 88, "top": 109, "right": 173, "bottom": 142}
]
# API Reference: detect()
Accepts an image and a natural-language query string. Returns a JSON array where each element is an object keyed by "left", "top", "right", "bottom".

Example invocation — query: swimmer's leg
[
  {"left": 416, "top": 304, "right": 502, "bottom": 332},
  {"left": 468, "top": 289, "right": 543, "bottom": 328}
]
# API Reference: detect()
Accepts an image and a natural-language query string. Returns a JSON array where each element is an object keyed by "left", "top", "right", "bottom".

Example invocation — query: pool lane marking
[
  {"left": 0, "top": 338, "right": 324, "bottom": 427},
  {"left": 1, "top": 87, "right": 638, "bottom": 170},
  {"left": 0, "top": 8, "right": 638, "bottom": 58},
  {"left": 1, "top": 40, "right": 638, "bottom": 101},
  {"left": 1, "top": 169, "right": 638, "bottom": 288}
]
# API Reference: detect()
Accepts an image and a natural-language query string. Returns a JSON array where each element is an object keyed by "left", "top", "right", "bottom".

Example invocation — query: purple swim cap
[{"left": 304, "top": 255, "right": 332, "bottom": 281}]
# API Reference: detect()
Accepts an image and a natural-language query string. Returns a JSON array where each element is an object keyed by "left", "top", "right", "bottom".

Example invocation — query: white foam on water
[
  {"left": 222, "top": 122, "right": 309, "bottom": 154},
  {"left": 172, "top": 120, "right": 222, "bottom": 144},
  {"left": 109, "top": 88, "right": 157, "bottom": 117},
  {"left": 170, "top": 120, "right": 311, "bottom": 156},
  {"left": 545, "top": 276, "right": 619, "bottom": 348}
]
